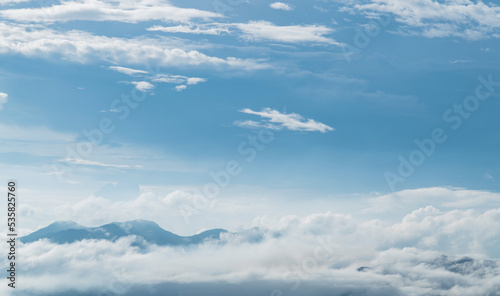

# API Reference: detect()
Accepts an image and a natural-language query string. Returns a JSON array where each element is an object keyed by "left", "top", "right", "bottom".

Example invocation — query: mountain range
[{"left": 19, "top": 220, "right": 231, "bottom": 246}]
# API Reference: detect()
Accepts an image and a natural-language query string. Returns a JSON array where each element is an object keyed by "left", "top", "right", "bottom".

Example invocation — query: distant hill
[{"left": 20, "top": 220, "right": 228, "bottom": 246}]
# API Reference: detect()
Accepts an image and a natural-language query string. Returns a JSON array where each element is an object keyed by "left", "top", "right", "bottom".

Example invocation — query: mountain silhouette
[{"left": 20, "top": 220, "right": 228, "bottom": 246}]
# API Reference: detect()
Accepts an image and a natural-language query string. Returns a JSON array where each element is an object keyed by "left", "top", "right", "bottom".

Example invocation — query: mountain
[
  {"left": 20, "top": 221, "right": 87, "bottom": 243},
  {"left": 20, "top": 220, "right": 228, "bottom": 246}
]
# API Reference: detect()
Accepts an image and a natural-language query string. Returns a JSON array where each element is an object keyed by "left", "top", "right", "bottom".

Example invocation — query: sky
[
  {"left": 1, "top": 1, "right": 500, "bottom": 294},
  {"left": 0, "top": 0, "right": 498, "bottom": 234}
]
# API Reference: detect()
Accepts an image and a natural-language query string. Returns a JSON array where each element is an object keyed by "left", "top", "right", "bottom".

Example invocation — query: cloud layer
[{"left": 7, "top": 206, "right": 500, "bottom": 295}]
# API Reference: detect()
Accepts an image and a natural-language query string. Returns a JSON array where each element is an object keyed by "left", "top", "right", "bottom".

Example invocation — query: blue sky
[
  {"left": 0, "top": 0, "right": 500, "bottom": 234},
  {"left": 3, "top": 1, "right": 500, "bottom": 295}
]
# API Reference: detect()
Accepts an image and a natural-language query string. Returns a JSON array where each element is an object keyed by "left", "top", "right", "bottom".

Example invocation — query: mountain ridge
[{"left": 19, "top": 219, "right": 229, "bottom": 246}]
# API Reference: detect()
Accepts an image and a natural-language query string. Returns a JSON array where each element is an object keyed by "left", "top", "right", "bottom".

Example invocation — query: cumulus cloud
[
  {"left": 175, "top": 85, "right": 187, "bottom": 91},
  {"left": 351, "top": 0, "right": 500, "bottom": 40},
  {"left": 12, "top": 187, "right": 500, "bottom": 295},
  {"left": 270, "top": 2, "right": 293, "bottom": 11},
  {"left": 235, "top": 108, "right": 334, "bottom": 133},
  {"left": 0, "top": 92, "right": 7, "bottom": 109},
  {"left": 0, "top": 0, "right": 222, "bottom": 23},
  {"left": 131, "top": 81, "right": 155, "bottom": 92},
  {"left": 9, "top": 207, "right": 500, "bottom": 295},
  {"left": 51, "top": 191, "right": 207, "bottom": 227},
  {"left": 0, "top": 23, "right": 267, "bottom": 70}
]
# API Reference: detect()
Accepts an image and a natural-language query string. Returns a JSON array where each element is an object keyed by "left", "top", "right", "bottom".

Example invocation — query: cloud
[
  {"left": 351, "top": 0, "right": 500, "bottom": 40},
  {"left": 270, "top": 2, "right": 293, "bottom": 11},
  {"left": 235, "top": 21, "right": 339, "bottom": 45},
  {"left": 235, "top": 108, "right": 334, "bottom": 133},
  {"left": 186, "top": 77, "right": 206, "bottom": 85},
  {"left": 362, "top": 187, "right": 500, "bottom": 213},
  {"left": 59, "top": 158, "right": 131, "bottom": 169},
  {"left": 10, "top": 206, "right": 500, "bottom": 295},
  {"left": 131, "top": 81, "right": 155, "bottom": 92},
  {"left": 175, "top": 85, "right": 187, "bottom": 91},
  {"left": 0, "top": 23, "right": 267, "bottom": 70},
  {"left": 148, "top": 24, "right": 230, "bottom": 35},
  {"left": 109, "top": 66, "right": 148, "bottom": 76},
  {"left": 151, "top": 74, "right": 206, "bottom": 85},
  {"left": 0, "top": 92, "right": 7, "bottom": 109},
  {"left": 149, "top": 21, "right": 341, "bottom": 45},
  {"left": 0, "top": 0, "right": 222, "bottom": 23},
  {"left": 0, "top": 123, "right": 75, "bottom": 142},
  {"left": 0, "top": 0, "right": 32, "bottom": 4}
]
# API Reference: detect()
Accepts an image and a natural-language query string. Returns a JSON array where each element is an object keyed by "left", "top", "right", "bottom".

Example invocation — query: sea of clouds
[{"left": 3, "top": 204, "right": 500, "bottom": 296}]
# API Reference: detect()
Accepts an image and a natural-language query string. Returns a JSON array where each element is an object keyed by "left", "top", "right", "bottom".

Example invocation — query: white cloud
[
  {"left": 109, "top": 66, "right": 148, "bottom": 76},
  {"left": 186, "top": 77, "right": 207, "bottom": 85},
  {"left": 60, "top": 158, "right": 131, "bottom": 169},
  {"left": 236, "top": 108, "right": 334, "bottom": 133},
  {"left": 149, "top": 21, "right": 341, "bottom": 45},
  {"left": 151, "top": 74, "right": 206, "bottom": 85},
  {"left": 0, "top": 92, "right": 7, "bottom": 109},
  {"left": 352, "top": 0, "right": 500, "bottom": 40},
  {"left": 0, "top": 23, "right": 267, "bottom": 70},
  {"left": 0, "top": 0, "right": 222, "bottom": 23},
  {"left": 131, "top": 81, "right": 155, "bottom": 92},
  {"left": 362, "top": 187, "right": 500, "bottom": 213},
  {"left": 148, "top": 24, "right": 229, "bottom": 35},
  {"left": 10, "top": 205, "right": 500, "bottom": 295},
  {"left": 235, "top": 21, "right": 340, "bottom": 45},
  {"left": 175, "top": 85, "right": 187, "bottom": 91},
  {"left": 270, "top": 2, "right": 293, "bottom": 11}
]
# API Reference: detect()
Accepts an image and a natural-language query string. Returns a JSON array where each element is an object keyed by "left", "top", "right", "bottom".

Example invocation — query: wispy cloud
[
  {"left": 148, "top": 24, "right": 229, "bottom": 35},
  {"left": 0, "top": 123, "right": 75, "bottom": 142},
  {"left": 270, "top": 2, "right": 293, "bottom": 11},
  {"left": 0, "top": 92, "right": 8, "bottom": 109},
  {"left": 235, "top": 108, "right": 334, "bottom": 133},
  {"left": 149, "top": 21, "right": 340, "bottom": 45},
  {"left": 234, "top": 21, "right": 339, "bottom": 45},
  {"left": 109, "top": 66, "right": 148, "bottom": 76},
  {"left": 60, "top": 158, "right": 131, "bottom": 168},
  {"left": 151, "top": 74, "right": 206, "bottom": 85}
]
